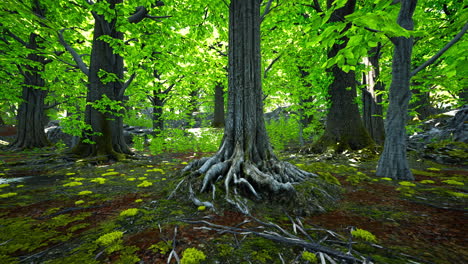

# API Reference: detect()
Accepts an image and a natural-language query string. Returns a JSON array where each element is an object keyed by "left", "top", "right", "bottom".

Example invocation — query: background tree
[
  {"left": 0, "top": 0, "right": 52, "bottom": 150},
  {"left": 305, "top": 0, "right": 373, "bottom": 153},
  {"left": 362, "top": 44, "right": 385, "bottom": 145}
]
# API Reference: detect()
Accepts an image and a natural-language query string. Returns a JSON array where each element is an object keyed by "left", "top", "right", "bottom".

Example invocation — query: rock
[{"left": 408, "top": 106, "right": 468, "bottom": 164}]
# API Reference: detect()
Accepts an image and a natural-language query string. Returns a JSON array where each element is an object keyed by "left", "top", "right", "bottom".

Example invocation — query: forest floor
[{"left": 0, "top": 147, "right": 466, "bottom": 264}]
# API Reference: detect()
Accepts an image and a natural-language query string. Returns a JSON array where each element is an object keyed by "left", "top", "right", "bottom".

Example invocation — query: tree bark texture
[
  {"left": 212, "top": 83, "right": 225, "bottom": 128},
  {"left": 73, "top": 0, "right": 131, "bottom": 159},
  {"left": 362, "top": 45, "right": 385, "bottom": 145},
  {"left": 183, "top": 0, "right": 333, "bottom": 206},
  {"left": 376, "top": 0, "right": 417, "bottom": 181},
  {"left": 151, "top": 90, "right": 164, "bottom": 133},
  {"left": 313, "top": 0, "right": 373, "bottom": 152},
  {"left": 10, "top": 33, "right": 50, "bottom": 150}
]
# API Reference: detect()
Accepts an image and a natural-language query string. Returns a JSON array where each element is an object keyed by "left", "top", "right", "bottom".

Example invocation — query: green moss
[
  {"left": 137, "top": 180, "right": 153, "bottom": 187},
  {"left": 95, "top": 231, "right": 124, "bottom": 253},
  {"left": 420, "top": 180, "right": 435, "bottom": 184},
  {"left": 63, "top": 181, "right": 83, "bottom": 187},
  {"left": 180, "top": 248, "right": 206, "bottom": 264},
  {"left": 302, "top": 251, "right": 318, "bottom": 263},
  {"left": 351, "top": 228, "right": 377, "bottom": 243},
  {"left": 411, "top": 169, "right": 439, "bottom": 177},
  {"left": 317, "top": 171, "right": 341, "bottom": 185},
  {"left": 399, "top": 181, "right": 416, "bottom": 187},
  {"left": 442, "top": 179, "right": 464, "bottom": 186},
  {"left": 446, "top": 191, "right": 468, "bottom": 198},
  {"left": 0, "top": 192, "right": 17, "bottom": 198},
  {"left": 149, "top": 240, "right": 172, "bottom": 255},
  {"left": 120, "top": 208, "right": 139, "bottom": 217}
]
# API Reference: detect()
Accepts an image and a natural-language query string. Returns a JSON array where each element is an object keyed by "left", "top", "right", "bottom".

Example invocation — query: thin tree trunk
[
  {"left": 212, "top": 83, "right": 225, "bottom": 128},
  {"left": 152, "top": 89, "right": 164, "bottom": 133},
  {"left": 362, "top": 45, "right": 385, "bottom": 145},
  {"left": 410, "top": 85, "right": 436, "bottom": 120},
  {"left": 376, "top": 0, "right": 417, "bottom": 181}
]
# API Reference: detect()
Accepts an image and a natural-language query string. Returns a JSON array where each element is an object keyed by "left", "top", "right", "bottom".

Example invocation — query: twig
[{"left": 167, "top": 226, "right": 180, "bottom": 264}]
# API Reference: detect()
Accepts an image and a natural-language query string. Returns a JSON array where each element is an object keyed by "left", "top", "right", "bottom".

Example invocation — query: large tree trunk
[
  {"left": 183, "top": 0, "right": 334, "bottom": 210},
  {"left": 72, "top": 0, "right": 131, "bottom": 160},
  {"left": 312, "top": 0, "right": 373, "bottom": 153},
  {"left": 212, "top": 83, "right": 225, "bottom": 128},
  {"left": 376, "top": 0, "right": 417, "bottom": 181},
  {"left": 362, "top": 45, "right": 385, "bottom": 145},
  {"left": 9, "top": 33, "right": 50, "bottom": 150}
]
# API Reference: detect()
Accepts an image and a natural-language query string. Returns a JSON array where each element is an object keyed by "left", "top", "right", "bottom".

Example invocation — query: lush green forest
[{"left": 0, "top": 0, "right": 467, "bottom": 263}]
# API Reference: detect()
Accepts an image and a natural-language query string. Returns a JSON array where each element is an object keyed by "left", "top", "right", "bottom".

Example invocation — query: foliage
[
  {"left": 148, "top": 128, "right": 222, "bottom": 155},
  {"left": 132, "top": 135, "right": 145, "bottom": 151},
  {"left": 180, "top": 247, "right": 206, "bottom": 264}
]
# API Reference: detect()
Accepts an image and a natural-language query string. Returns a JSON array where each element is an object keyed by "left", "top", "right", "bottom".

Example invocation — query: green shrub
[
  {"left": 180, "top": 248, "right": 206, "bottom": 264},
  {"left": 148, "top": 128, "right": 222, "bottom": 155}
]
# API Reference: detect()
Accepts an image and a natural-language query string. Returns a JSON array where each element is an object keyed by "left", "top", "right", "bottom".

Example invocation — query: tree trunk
[
  {"left": 152, "top": 89, "right": 164, "bottom": 133},
  {"left": 410, "top": 85, "right": 436, "bottom": 120},
  {"left": 9, "top": 33, "right": 50, "bottom": 150},
  {"left": 362, "top": 45, "right": 385, "bottom": 145},
  {"left": 312, "top": 0, "right": 373, "bottom": 153},
  {"left": 376, "top": 0, "right": 417, "bottom": 181},
  {"left": 72, "top": 0, "right": 131, "bottom": 160},
  {"left": 183, "top": 0, "right": 334, "bottom": 208},
  {"left": 212, "top": 83, "right": 225, "bottom": 128}
]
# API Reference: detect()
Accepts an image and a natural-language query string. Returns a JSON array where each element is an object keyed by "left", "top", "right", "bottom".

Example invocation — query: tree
[
  {"left": 183, "top": 0, "right": 334, "bottom": 210},
  {"left": 376, "top": 0, "right": 417, "bottom": 181},
  {"left": 376, "top": 0, "right": 467, "bottom": 180},
  {"left": 211, "top": 82, "right": 225, "bottom": 128},
  {"left": 309, "top": 0, "right": 373, "bottom": 153},
  {"left": 362, "top": 44, "right": 385, "bottom": 145},
  {"left": 0, "top": 0, "right": 51, "bottom": 150},
  {"left": 60, "top": 0, "right": 165, "bottom": 159}
]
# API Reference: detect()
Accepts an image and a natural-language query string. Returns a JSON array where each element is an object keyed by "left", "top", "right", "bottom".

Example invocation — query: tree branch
[
  {"left": 3, "top": 29, "right": 28, "bottom": 47},
  {"left": 411, "top": 22, "right": 468, "bottom": 77},
  {"left": 121, "top": 73, "right": 137, "bottom": 97},
  {"left": 260, "top": 0, "right": 274, "bottom": 22},
  {"left": 57, "top": 28, "right": 89, "bottom": 76},
  {"left": 264, "top": 55, "right": 282, "bottom": 78},
  {"left": 312, "top": 0, "right": 323, "bottom": 13},
  {"left": 128, "top": 6, "right": 148, "bottom": 23}
]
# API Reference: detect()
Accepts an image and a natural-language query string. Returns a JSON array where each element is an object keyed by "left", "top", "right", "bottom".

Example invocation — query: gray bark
[
  {"left": 376, "top": 0, "right": 417, "bottom": 181},
  {"left": 313, "top": 0, "right": 373, "bottom": 153},
  {"left": 10, "top": 33, "right": 50, "bottom": 150},
  {"left": 183, "top": 0, "right": 329, "bottom": 205},
  {"left": 73, "top": 0, "right": 131, "bottom": 159}
]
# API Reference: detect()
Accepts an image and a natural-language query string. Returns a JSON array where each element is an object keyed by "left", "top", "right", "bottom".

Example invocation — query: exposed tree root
[
  {"left": 179, "top": 142, "right": 339, "bottom": 214},
  {"left": 183, "top": 213, "right": 430, "bottom": 264}
]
